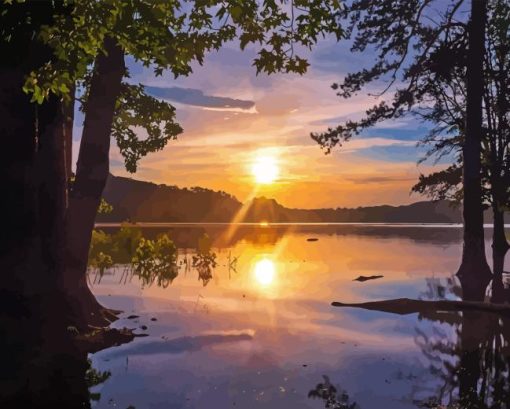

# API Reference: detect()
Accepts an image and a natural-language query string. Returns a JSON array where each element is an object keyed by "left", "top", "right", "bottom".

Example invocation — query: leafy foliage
[
  {"left": 411, "top": 165, "right": 463, "bottom": 203},
  {"left": 11, "top": 0, "right": 345, "bottom": 173},
  {"left": 132, "top": 235, "right": 178, "bottom": 288},
  {"left": 88, "top": 230, "right": 112, "bottom": 265},
  {"left": 22, "top": 0, "right": 344, "bottom": 102},
  {"left": 112, "top": 223, "right": 143, "bottom": 263},
  {"left": 87, "top": 228, "right": 220, "bottom": 288},
  {"left": 97, "top": 198, "right": 113, "bottom": 214},
  {"left": 111, "top": 83, "right": 183, "bottom": 172}
]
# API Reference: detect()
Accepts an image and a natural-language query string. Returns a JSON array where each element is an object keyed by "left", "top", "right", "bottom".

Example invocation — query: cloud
[
  {"left": 340, "top": 137, "right": 417, "bottom": 152},
  {"left": 309, "top": 114, "right": 352, "bottom": 126},
  {"left": 108, "top": 333, "right": 253, "bottom": 357},
  {"left": 344, "top": 175, "right": 418, "bottom": 184},
  {"left": 145, "top": 85, "right": 256, "bottom": 111}
]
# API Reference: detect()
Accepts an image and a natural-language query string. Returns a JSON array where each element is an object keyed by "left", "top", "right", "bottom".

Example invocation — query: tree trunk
[
  {"left": 0, "top": 4, "right": 73, "bottom": 325},
  {"left": 491, "top": 205, "right": 508, "bottom": 303},
  {"left": 37, "top": 95, "right": 68, "bottom": 289},
  {"left": 457, "top": 0, "right": 492, "bottom": 301},
  {"left": 0, "top": 66, "right": 41, "bottom": 298},
  {"left": 65, "top": 37, "right": 125, "bottom": 326},
  {"left": 492, "top": 205, "right": 508, "bottom": 255},
  {"left": 491, "top": 249, "right": 506, "bottom": 304}
]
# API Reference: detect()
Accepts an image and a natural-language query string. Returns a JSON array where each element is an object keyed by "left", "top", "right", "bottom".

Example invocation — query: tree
[
  {"left": 311, "top": 0, "right": 494, "bottom": 300},
  {"left": 409, "top": 0, "right": 510, "bottom": 256},
  {"left": 2, "top": 0, "right": 344, "bottom": 329}
]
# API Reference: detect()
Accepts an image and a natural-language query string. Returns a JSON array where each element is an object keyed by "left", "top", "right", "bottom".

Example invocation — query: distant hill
[
  {"left": 99, "top": 174, "right": 241, "bottom": 223},
  {"left": 98, "top": 173, "right": 474, "bottom": 224}
]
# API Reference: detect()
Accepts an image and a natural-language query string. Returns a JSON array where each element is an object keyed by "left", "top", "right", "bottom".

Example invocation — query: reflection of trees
[
  {"left": 308, "top": 376, "right": 359, "bottom": 409},
  {"left": 192, "top": 234, "right": 217, "bottom": 286},
  {"left": 86, "top": 358, "right": 112, "bottom": 403},
  {"left": 415, "top": 262, "right": 510, "bottom": 408},
  {"left": 0, "top": 316, "right": 112, "bottom": 408}
]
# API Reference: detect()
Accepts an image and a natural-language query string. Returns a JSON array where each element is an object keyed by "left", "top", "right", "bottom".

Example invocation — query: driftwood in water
[
  {"left": 353, "top": 275, "right": 384, "bottom": 282},
  {"left": 331, "top": 298, "right": 510, "bottom": 316}
]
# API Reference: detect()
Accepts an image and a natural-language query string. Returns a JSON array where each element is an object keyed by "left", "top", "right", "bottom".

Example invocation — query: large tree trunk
[
  {"left": 0, "top": 3, "right": 77, "bottom": 330},
  {"left": 65, "top": 37, "right": 125, "bottom": 327},
  {"left": 37, "top": 95, "right": 68, "bottom": 289},
  {"left": 0, "top": 65, "right": 41, "bottom": 299},
  {"left": 457, "top": 0, "right": 492, "bottom": 301}
]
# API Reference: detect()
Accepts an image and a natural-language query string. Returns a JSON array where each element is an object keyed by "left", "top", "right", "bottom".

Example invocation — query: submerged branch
[{"left": 332, "top": 298, "right": 510, "bottom": 316}]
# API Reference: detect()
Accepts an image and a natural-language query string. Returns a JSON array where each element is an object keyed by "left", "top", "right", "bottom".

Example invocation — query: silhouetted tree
[
  {"left": 410, "top": 0, "right": 510, "bottom": 259},
  {"left": 311, "top": 0, "right": 493, "bottom": 300}
]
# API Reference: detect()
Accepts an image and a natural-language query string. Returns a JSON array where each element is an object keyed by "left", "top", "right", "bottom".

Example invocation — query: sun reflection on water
[{"left": 253, "top": 258, "right": 276, "bottom": 286}]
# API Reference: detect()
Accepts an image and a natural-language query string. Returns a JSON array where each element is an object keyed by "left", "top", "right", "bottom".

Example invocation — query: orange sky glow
[{"left": 73, "top": 40, "right": 444, "bottom": 209}]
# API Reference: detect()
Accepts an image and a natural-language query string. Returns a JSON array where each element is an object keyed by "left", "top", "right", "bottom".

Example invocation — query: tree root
[{"left": 74, "top": 326, "right": 142, "bottom": 354}]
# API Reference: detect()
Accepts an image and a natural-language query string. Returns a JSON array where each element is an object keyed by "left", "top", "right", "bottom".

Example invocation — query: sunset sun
[{"left": 251, "top": 156, "right": 279, "bottom": 184}]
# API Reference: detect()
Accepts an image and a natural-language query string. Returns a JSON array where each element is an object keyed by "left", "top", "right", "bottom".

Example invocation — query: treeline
[{"left": 100, "top": 174, "right": 472, "bottom": 223}]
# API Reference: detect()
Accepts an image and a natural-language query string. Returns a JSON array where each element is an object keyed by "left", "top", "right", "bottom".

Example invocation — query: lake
[{"left": 88, "top": 224, "right": 510, "bottom": 409}]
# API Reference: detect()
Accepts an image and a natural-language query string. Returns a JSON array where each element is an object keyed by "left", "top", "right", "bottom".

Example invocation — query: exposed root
[{"left": 74, "top": 326, "right": 140, "bottom": 354}]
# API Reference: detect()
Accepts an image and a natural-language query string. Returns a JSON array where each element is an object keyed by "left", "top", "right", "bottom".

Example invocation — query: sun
[
  {"left": 251, "top": 156, "right": 279, "bottom": 184},
  {"left": 253, "top": 258, "right": 275, "bottom": 286}
]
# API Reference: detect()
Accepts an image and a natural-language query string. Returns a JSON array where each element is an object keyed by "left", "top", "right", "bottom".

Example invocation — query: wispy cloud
[{"left": 145, "top": 85, "right": 256, "bottom": 111}]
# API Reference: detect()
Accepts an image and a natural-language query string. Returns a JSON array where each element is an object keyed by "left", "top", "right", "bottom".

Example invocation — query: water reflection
[
  {"left": 48, "top": 225, "right": 509, "bottom": 408},
  {"left": 308, "top": 376, "right": 359, "bottom": 409},
  {"left": 413, "top": 309, "right": 510, "bottom": 408},
  {"left": 0, "top": 311, "right": 115, "bottom": 408},
  {"left": 413, "top": 273, "right": 510, "bottom": 408},
  {"left": 253, "top": 258, "right": 276, "bottom": 286}
]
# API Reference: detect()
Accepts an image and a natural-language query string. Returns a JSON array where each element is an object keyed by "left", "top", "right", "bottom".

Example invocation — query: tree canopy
[{"left": 3, "top": 0, "right": 345, "bottom": 172}]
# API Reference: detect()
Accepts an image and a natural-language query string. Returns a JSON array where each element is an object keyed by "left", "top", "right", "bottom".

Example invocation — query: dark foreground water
[{"left": 87, "top": 224, "right": 509, "bottom": 409}]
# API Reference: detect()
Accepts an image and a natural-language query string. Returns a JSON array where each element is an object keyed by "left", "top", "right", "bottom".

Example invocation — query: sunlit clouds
[{"left": 95, "top": 42, "right": 435, "bottom": 209}]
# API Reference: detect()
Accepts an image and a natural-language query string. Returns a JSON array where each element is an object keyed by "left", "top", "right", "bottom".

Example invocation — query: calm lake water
[{"left": 89, "top": 224, "right": 510, "bottom": 409}]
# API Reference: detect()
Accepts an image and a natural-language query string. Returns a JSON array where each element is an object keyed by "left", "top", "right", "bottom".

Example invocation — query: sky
[{"left": 74, "top": 38, "right": 448, "bottom": 209}]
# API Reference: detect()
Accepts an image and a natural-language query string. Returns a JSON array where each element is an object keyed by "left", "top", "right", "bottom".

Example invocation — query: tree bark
[
  {"left": 491, "top": 204, "right": 508, "bottom": 303},
  {"left": 0, "top": 66, "right": 41, "bottom": 297},
  {"left": 492, "top": 205, "right": 509, "bottom": 255},
  {"left": 37, "top": 95, "right": 68, "bottom": 288},
  {"left": 65, "top": 37, "right": 125, "bottom": 326},
  {"left": 0, "top": 3, "right": 73, "bottom": 324},
  {"left": 456, "top": 0, "right": 492, "bottom": 301}
]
